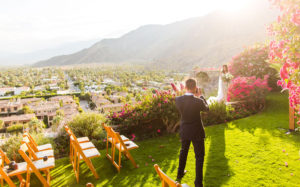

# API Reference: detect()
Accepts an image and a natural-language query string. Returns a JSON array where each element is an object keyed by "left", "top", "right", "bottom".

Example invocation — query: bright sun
[{"left": 217, "top": 0, "right": 250, "bottom": 12}]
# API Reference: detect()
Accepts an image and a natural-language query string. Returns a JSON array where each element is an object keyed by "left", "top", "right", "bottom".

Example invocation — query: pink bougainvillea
[
  {"left": 228, "top": 76, "right": 271, "bottom": 102},
  {"left": 268, "top": 0, "right": 300, "bottom": 125}
]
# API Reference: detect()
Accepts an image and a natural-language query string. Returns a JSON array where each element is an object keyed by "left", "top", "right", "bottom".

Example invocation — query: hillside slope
[{"left": 35, "top": 2, "right": 277, "bottom": 70}]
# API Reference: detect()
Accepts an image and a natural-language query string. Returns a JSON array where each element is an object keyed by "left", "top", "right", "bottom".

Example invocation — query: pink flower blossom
[
  {"left": 157, "top": 129, "right": 161, "bottom": 133},
  {"left": 171, "top": 83, "right": 178, "bottom": 92},
  {"left": 291, "top": 9, "right": 300, "bottom": 26}
]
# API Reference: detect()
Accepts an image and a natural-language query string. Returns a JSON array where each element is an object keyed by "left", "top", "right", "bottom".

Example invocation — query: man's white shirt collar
[{"left": 185, "top": 93, "right": 194, "bottom": 96}]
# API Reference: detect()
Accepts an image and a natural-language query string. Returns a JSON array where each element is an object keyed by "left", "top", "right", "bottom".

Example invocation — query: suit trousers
[{"left": 177, "top": 138, "right": 205, "bottom": 187}]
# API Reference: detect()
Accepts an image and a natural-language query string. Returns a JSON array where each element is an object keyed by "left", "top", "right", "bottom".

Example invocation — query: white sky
[{"left": 0, "top": 0, "right": 252, "bottom": 54}]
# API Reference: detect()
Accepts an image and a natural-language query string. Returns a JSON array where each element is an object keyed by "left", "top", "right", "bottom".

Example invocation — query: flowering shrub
[
  {"left": 228, "top": 45, "right": 280, "bottom": 90},
  {"left": 108, "top": 90, "right": 180, "bottom": 134},
  {"left": 109, "top": 87, "right": 258, "bottom": 139},
  {"left": 267, "top": 0, "right": 300, "bottom": 125},
  {"left": 228, "top": 76, "right": 271, "bottom": 111}
]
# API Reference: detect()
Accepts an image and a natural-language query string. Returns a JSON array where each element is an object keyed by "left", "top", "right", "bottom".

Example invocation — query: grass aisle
[{"left": 29, "top": 93, "right": 300, "bottom": 186}]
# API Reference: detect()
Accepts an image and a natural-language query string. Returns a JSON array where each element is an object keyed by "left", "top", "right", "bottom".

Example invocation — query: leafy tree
[
  {"left": 106, "top": 88, "right": 112, "bottom": 95},
  {"left": 56, "top": 109, "right": 65, "bottom": 117},
  {"left": 28, "top": 117, "right": 45, "bottom": 133},
  {"left": 22, "top": 105, "right": 34, "bottom": 114}
]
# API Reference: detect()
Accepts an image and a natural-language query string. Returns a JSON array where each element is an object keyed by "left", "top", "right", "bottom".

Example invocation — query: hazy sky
[{"left": 0, "top": 0, "right": 252, "bottom": 54}]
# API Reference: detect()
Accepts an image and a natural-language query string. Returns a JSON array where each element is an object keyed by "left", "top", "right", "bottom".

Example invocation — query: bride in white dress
[{"left": 207, "top": 65, "right": 230, "bottom": 105}]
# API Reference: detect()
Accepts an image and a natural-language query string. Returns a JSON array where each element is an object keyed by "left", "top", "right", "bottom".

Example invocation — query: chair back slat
[
  {"left": 154, "top": 164, "right": 182, "bottom": 187},
  {"left": 23, "top": 132, "right": 39, "bottom": 152},
  {"left": 0, "top": 149, "right": 10, "bottom": 165},
  {"left": 20, "top": 144, "right": 29, "bottom": 153},
  {"left": 113, "top": 132, "right": 127, "bottom": 151},
  {"left": 64, "top": 125, "right": 79, "bottom": 142}
]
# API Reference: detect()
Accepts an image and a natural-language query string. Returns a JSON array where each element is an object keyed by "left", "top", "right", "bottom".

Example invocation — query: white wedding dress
[{"left": 207, "top": 76, "right": 225, "bottom": 105}]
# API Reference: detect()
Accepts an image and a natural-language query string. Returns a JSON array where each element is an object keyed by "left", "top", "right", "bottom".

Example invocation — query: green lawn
[{"left": 29, "top": 93, "right": 300, "bottom": 186}]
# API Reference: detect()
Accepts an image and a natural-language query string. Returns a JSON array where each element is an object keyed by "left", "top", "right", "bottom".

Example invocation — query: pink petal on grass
[
  {"left": 282, "top": 149, "right": 286, "bottom": 153},
  {"left": 152, "top": 159, "right": 155, "bottom": 162},
  {"left": 291, "top": 173, "right": 294, "bottom": 176},
  {"left": 285, "top": 162, "right": 288, "bottom": 167}
]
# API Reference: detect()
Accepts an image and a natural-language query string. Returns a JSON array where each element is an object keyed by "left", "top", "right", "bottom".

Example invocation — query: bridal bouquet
[{"left": 222, "top": 73, "right": 233, "bottom": 83}]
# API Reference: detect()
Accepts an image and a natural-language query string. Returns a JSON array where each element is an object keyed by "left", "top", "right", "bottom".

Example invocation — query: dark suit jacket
[{"left": 175, "top": 95, "right": 209, "bottom": 140}]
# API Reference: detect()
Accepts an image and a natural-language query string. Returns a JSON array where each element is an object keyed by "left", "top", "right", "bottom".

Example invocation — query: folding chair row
[
  {"left": 102, "top": 124, "right": 138, "bottom": 172},
  {"left": 0, "top": 145, "right": 55, "bottom": 187},
  {"left": 64, "top": 125, "right": 100, "bottom": 183}
]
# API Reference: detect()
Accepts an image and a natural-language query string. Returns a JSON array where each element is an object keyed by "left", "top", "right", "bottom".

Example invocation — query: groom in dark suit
[{"left": 175, "top": 78, "right": 209, "bottom": 187}]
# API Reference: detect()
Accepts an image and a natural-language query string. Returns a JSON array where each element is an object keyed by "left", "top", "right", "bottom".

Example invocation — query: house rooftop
[{"left": 0, "top": 113, "right": 35, "bottom": 122}]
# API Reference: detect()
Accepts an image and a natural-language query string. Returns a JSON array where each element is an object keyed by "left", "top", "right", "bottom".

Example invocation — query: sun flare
[{"left": 217, "top": 0, "right": 250, "bottom": 12}]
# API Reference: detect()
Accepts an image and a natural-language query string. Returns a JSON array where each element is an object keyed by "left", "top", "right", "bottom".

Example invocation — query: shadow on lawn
[
  {"left": 101, "top": 135, "right": 182, "bottom": 187},
  {"left": 48, "top": 135, "right": 182, "bottom": 187},
  {"left": 204, "top": 125, "right": 231, "bottom": 187}
]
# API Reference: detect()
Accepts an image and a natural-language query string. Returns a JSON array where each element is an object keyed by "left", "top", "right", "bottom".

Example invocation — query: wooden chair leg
[
  {"left": 126, "top": 151, "right": 137, "bottom": 168},
  {"left": 118, "top": 150, "right": 122, "bottom": 172},
  {"left": 84, "top": 158, "right": 99, "bottom": 179},
  {"left": 16, "top": 175, "right": 24, "bottom": 183},
  {"left": 112, "top": 144, "right": 115, "bottom": 163},
  {"left": 70, "top": 140, "right": 73, "bottom": 163},
  {"left": 106, "top": 136, "right": 109, "bottom": 155},
  {"left": 76, "top": 156, "right": 80, "bottom": 183},
  {"left": 46, "top": 169, "right": 51, "bottom": 184}
]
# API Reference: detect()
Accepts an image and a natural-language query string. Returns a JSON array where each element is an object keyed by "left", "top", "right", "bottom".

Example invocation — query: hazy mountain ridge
[
  {"left": 0, "top": 39, "right": 100, "bottom": 66},
  {"left": 35, "top": 3, "right": 278, "bottom": 70}
]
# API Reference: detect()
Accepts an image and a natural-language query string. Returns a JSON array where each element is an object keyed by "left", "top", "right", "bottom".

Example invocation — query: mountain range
[{"left": 34, "top": 1, "right": 278, "bottom": 71}]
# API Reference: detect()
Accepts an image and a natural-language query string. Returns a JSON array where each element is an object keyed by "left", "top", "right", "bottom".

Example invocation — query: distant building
[
  {"left": 28, "top": 102, "right": 60, "bottom": 125},
  {"left": 0, "top": 99, "right": 23, "bottom": 116},
  {"left": 14, "top": 87, "right": 30, "bottom": 95},
  {"left": 0, "top": 87, "right": 14, "bottom": 96},
  {"left": 49, "top": 96, "right": 75, "bottom": 105},
  {"left": 0, "top": 87, "right": 30, "bottom": 96},
  {"left": 100, "top": 103, "right": 123, "bottom": 113},
  {"left": 91, "top": 94, "right": 111, "bottom": 108},
  {"left": 60, "top": 103, "right": 79, "bottom": 122},
  {"left": 0, "top": 113, "right": 36, "bottom": 127}
]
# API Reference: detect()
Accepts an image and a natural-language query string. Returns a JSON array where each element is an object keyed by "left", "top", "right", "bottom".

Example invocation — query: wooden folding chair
[
  {"left": 101, "top": 124, "right": 129, "bottom": 159},
  {"left": 64, "top": 125, "right": 90, "bottom": 143},
  {"left": 19, "top": 144, "right": 55, "bottom": 187},
  {"left": 109, "top": 129, "right": 138, "bottom": 172},
  {"left": 23, "top": 132, "right": 52, "bottom": 152},
  {"left": 64, "top": 126, "right": 100, "bottom": 183},
  {"left": 64, "top": 125, "right": 96, "bottom": 173},
  {"left": 0, "top": 166, "right": 18, "bottom": 187},
  {"left": 21, "top": 136, "right": 54, "bottom": 161},
  {"left": 0, "top": 149, "right": 25, "bottom": 187},
  {"left": 154, "top": 164, "right": 189, "bottom": 187},
  {"left": 0, "top": 149, "right": 24, "bottom": 186},
  {"left": 64, "top": 125, "right": 95, "bottom": 150}
]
